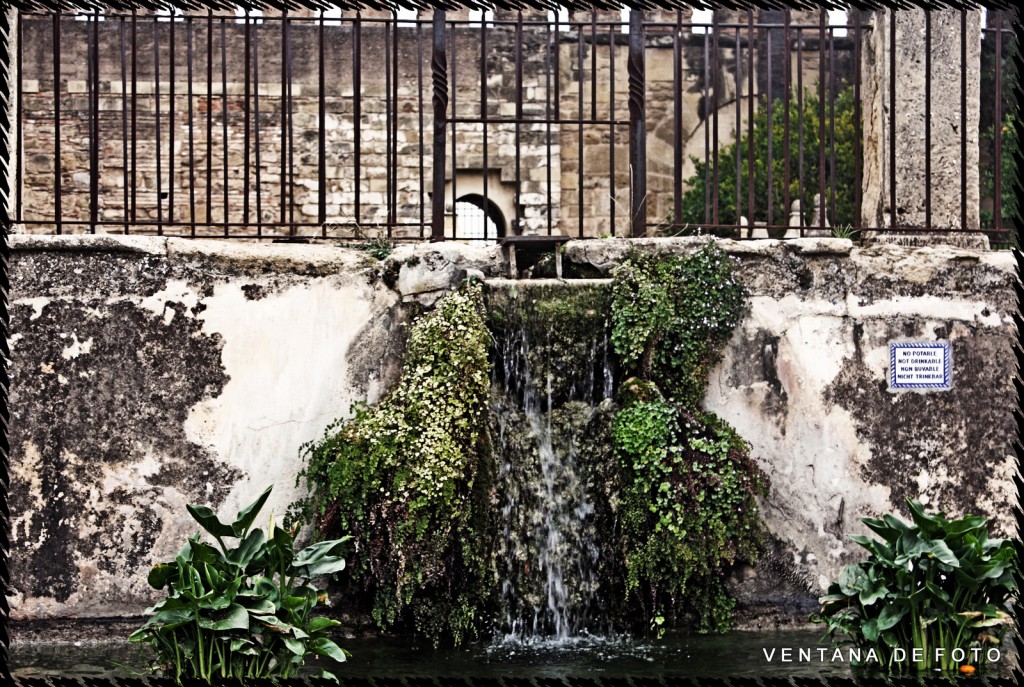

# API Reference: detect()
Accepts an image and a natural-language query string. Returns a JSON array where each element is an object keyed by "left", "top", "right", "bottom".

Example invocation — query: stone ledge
[
  {"left": 165, "top": 237, "right": 369, "bottom": 275},
  {"left": 9, "top": 234, "right": 169, "bottom": 256},
  {"left": 869, "top": 232, "right": 991, "bottom": 251}
]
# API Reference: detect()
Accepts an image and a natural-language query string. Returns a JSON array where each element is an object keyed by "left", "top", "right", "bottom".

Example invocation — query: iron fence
[{"left": 11, "top": 5, "right": 1018, "bottom": 244}]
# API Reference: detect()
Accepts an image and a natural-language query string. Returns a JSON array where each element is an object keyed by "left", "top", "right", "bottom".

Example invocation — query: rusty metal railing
[{"left": 11, "top": 6, "right": 1017, "bottom": 245}]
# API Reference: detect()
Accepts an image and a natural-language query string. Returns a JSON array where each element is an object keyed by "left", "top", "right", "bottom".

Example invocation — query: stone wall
[
  {"left": 7, "top": 235, "right": 1017, "bottom": 627},
  {"left": 17, "top": 11, "right": 845, "bottom": 239},
  {"left": 859, "top": 8, "right": 982, "bottom": 230}
]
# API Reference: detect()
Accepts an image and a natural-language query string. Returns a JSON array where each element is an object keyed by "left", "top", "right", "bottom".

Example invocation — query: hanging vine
[{"left": 610, "top": 243, "right": 770, "bottom": 633}]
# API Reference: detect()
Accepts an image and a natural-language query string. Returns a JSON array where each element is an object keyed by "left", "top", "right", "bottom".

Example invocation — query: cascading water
[{"left": 486, "top": 280, "right": 617, "bottom": 643}]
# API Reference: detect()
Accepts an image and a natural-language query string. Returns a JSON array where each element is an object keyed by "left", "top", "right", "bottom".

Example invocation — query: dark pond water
[{"left": 9, "top": 630, "right": 1019, "bottom": 681}]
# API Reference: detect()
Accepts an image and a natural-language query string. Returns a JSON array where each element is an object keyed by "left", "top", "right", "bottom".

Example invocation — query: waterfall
[{"left": 486, "top": 280, "right": 616, "bottom": 643}]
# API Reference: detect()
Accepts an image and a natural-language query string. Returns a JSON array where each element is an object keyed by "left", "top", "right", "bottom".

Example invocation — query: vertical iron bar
[
  {"left": 482, "top": 12, "right": 490, "bottom": 236},
  {"left": 132, "top": 10, "right": 138, "bottom": 224},
  {"left": 169, "top": 16, "right": 176, "bottom": 226},
  {"left": 545, "top": 17, "right": 551, "bottom": 234},
  {"left": 450, "top": 16, "right": 457, "bottom": 238},
  {"left": 387, "top": 14, "right": 395, "bottom": 237},
  {"left": 419, "top": 18, "right": 425, "bottom": 238},
  {"left": 628, "top": 9, "right": 647, "bottom": 237},
  {"left": 577, "top": 14, "right": 583, "bottom": 237},
  {"left": 280, "top": 11, "right": 288, "bottom": 226},
  {"left": 854, "top": 11, "right": 862, "bottom": 230},
  {"left": 221, "top": 17, "right": 228, "bottom": 235},
  {"left": 889, "top": 9, "right": 896, "bottom": 228},
  {"left": 187, "top": 17, "right": 196, "bottom": 236},
  {"left": 206, "top": 10, "right": 212, "bottom": 226},
  {"left": 797, "top": 27, "right": 804, "bottom": 230},
  {"left": 766, "top": 24, "right": 774, "bottom": 229},
  {"left": 516, "top": 11, "right": 524, "bottom": 236},
  {"left": 994, "top": 10, "right": 1003, "bottom": 232},
  {"left": 712, "top": 11, "right": 720, "bottom": 227},
  {"left": 120, "top": 16, "right": 129, "bottom": 231},
  {"left": 244, "top": 11, "right": 252, "bottom": 228},
  {"left": 736, "top": 26, "right": 742, "bottom": 231},
  {"left": 818, "top": 10, "right": 826, "bottom": 232},
  {"left": 737, "top": 26, "right": 745, "bottom": 231},
  {"left": 89, "top": 12, "right": 99, "bottom": 233},
  {"left": 386, "top": 16, "right": 394, "bottom": 235},
  {"left": 354, "top": 13, "right": 362, "bottom": 227},
  {"left": 960, "top": 9, "right": 967, "bottom": 230},
  {"left": 673, "top": 11, "right": 681, "bottom": 228},
  {"left": 431, "top": 10, "right": 448, "bottom": 241},
  {"left": 287, "top": 15, "right": 295, "bottom": 233},
  {"left": 554, "top": 13, "right": 560, "bottom": 125},
  {"left": 783, "top": 9, "right": 791, "bottom": 230},
  {"left": 609, "top": 19, "right": 616, "bottom": 234},
  {"left": 54, "top": 11, "right": 61, "bottom": 234},
  {"left": 253, "top": 17, "right": 262, "bottom": 238},
  {"left": 703, "top": 21, "right": 710, "bottom": 226},
  {"left": 392, "top": 13, "right": 399, "bottom": 238},
  {"left": 747, "top": 10, "right": 754, "bottom": 227},
  {"left": 16, "top": 12, "right": 22, "bottom": 223},
  {"left": 590, "top": 11, "right": 597, "bottom": 121},
  {"left": 318, "top": 12, "right": 325, "bottom": 229},
  {"left": 924, "top": 11, "right": 931, "bottom": 230},
  {"left": 828, "top": 25, "right": 835, "bottom": 228},
  {"left": 155, "top": 15, "right": 163, "bottom": 230}
]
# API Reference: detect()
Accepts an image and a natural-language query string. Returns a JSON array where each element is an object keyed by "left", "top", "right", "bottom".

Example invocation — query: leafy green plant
[
  {"left": 980, "top": 115, "right": 1018, "bottom": 246},
  {"left": 610, "top": 243, "right": 747, "bottom": 408},
  {"left": 353, "top": 224, "right": 395, "bottom": 260},
  {"left": 129, "top": 486, "right": 349, "bottom": 682},
  {"left": 811, "top": 499, "right": 1018, "bottom": 673},
  {"left": 670, "top": 87, "right": 857, "bottom": 235},
  {"left": 831, "top": 224, "right": 859, "bottom": 241},
  {"left": 610, "top": 245, "right": 768, "bottom": 633},
  {"left": 295, "top": 283, "right": 494, "bottom": 647}
]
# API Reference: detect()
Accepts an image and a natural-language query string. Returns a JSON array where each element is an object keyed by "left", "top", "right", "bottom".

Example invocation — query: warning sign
[{"left": 889, "top": 341, "right": 952, "bottom": 391}]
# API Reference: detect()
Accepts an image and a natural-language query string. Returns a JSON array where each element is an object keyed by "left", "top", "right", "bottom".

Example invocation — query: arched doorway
[{"left": 453, "top": 194, "right": 506, "bottom": 244}]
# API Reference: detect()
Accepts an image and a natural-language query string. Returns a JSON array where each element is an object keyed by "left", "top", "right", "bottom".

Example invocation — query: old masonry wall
[{"left": 6, "top": 235, "right": 1018, "bottom": 627}]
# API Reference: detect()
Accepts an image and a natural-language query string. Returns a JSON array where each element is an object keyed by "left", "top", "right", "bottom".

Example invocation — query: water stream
[{"left": 486, "top": 280, "right": 616, "bottom": 642}]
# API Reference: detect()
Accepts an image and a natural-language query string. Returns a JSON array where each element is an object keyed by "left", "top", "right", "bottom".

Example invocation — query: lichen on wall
[{"left": 8, "top": 235, "right": 403, "bottom": 619}]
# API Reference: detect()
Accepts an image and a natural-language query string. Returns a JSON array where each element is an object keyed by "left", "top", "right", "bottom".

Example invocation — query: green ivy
[
  {"left": 611, "top": 244, "right": 747, "bottom": 408},
  {"left": 611, "top": 245, "right": 769, "bottom": 633},
  {"left": 295, "top": 283, "right": 494, "bottom": 647}
]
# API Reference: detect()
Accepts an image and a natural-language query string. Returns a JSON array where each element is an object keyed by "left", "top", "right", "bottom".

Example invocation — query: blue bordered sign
[{"left": 889, "top": 341, "right": 952, "bottom": 391}]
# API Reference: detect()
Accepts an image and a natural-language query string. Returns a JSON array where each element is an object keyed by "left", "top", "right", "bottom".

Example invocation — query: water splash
[{"left": 487, "top": 281, "right": 615, "bottom": 642}]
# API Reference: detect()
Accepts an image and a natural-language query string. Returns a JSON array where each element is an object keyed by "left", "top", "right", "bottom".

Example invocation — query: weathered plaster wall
[
  {"left": 565, "top": 237, "right": 1017, "bottom": 621},
  {"left": 7, "top": 236, "right": 415, "bottom": 618},
  {"left": 8, "top": 235, "right": 1017, "bottom": 626}
]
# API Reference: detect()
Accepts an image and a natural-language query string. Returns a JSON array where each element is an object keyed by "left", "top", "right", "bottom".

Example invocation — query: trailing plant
[
  {"left": 611, "top": 243, "right": 747, "bottom": 408},
  {"left": 129, "top": 486, "right": 349, "bottom": 683},
  {"left": 811, "top": 499, "right": 1018, "bottom": 674},
  {"left": 295, "top": 283, "right": 494, "bottom": 647},
  {"left": 610, "top": 245, "right": 768, "bottom": 634}
]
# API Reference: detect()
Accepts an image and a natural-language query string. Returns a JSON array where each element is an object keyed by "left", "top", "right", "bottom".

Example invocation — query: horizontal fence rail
[{"left": 11, "top": 6, "right": 1018, "bottom": 245}]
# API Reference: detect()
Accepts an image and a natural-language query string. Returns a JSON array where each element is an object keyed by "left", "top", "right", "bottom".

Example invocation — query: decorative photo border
[{"left": 0, "top": 2, "right": 1021, "bottom": 686}]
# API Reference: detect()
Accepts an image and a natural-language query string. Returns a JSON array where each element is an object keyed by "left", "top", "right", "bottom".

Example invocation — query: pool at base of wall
[{"left": 10, "top": 629, "right": 1019, "bottom": 681}]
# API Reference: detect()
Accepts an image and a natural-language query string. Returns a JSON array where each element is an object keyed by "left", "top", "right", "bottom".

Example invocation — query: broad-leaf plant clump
[
  {"left": 130, "top": 486, "right": 349, "bottom": 683},
  {"left": 610, "top": 243, "right": 769, "bottom": 633},
  {"left": 295, "top": 282, "right": 495, "bottom": 647},
  {"left": 812, "top": 499, "right": 1018, "bottom": 674}
]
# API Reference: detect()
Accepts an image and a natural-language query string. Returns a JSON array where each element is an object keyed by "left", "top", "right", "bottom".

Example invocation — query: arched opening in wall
[{"left": 453, "top": 195, "right": 505, "bottom": 244}]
